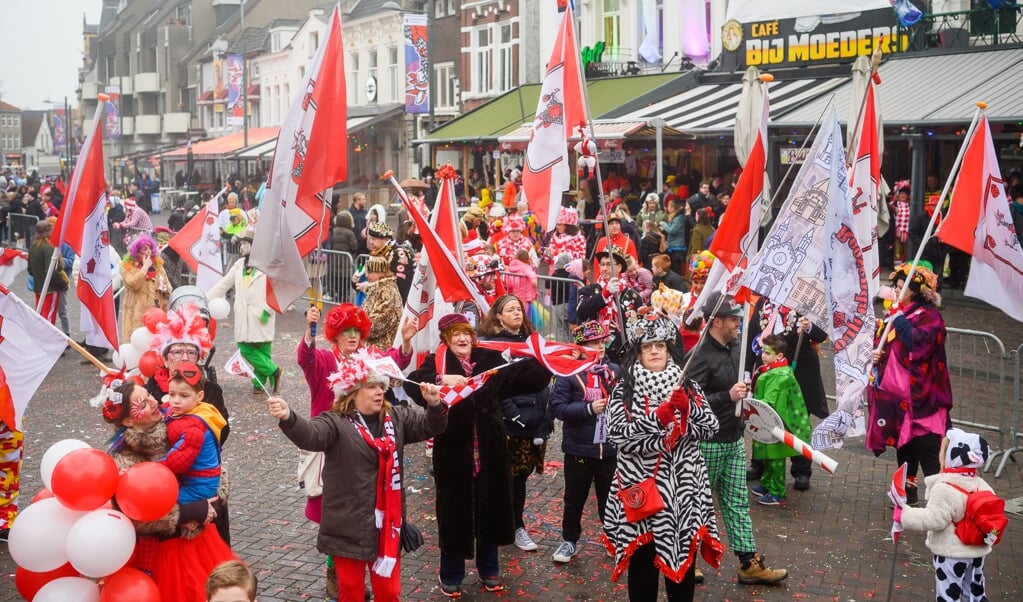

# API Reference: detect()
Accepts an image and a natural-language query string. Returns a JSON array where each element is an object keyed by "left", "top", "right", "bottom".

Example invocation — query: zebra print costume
[{"left": 603, "top": 361, "right": 725, "bottom": 582}]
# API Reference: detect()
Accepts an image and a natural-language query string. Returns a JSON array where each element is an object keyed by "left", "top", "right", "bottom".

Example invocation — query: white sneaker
[
  {"left": 552, "top": 541, "right": 577, "bottom": 563},
  {"left": 514, "top": 527, "right": 539, "bottom": 551}
]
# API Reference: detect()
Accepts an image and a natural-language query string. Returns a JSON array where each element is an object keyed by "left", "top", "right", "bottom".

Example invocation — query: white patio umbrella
[{"left": 734, "top": 66, "right": 764, "bottom": 167}]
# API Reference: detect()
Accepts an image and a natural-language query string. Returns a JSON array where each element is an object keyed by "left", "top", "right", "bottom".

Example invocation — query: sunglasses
[{"left": 170, "top": 363, "right": 203, "bottom": 387}]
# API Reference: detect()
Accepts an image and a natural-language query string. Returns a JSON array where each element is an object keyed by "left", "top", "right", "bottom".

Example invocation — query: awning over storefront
[
  {"left": 162, "top": 127, "right": 280, "bottom": 159},
  {"left": 497, "top": 120, "right": 693, "bottom": 151},
  {"left": 422, "top": 73, "right": 681, "bottom": 144},
  {"left": 235, "top": 105, "right": 405, "bottom": 159},
  {"left": 774, "top": 47, "right": 1023, "bottom": 127},
  {"left": 616, "top": 76, "right": 846, "bottom": 133}
]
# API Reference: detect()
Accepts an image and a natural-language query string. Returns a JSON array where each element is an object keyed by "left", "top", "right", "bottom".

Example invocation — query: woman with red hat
[{"left": 299, "top": 303, "right": 417, "bottom": 597}]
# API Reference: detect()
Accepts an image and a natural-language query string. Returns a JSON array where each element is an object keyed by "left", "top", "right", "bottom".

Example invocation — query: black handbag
[{"left": 400, "top": 521, "right": 424, "bottom": 553}]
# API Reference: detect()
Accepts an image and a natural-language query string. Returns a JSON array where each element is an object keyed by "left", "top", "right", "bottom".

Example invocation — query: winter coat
[
  {"left": 278, "top": 405, "right": 446, "bottom": 561},
  {"left": 684, "top": 335, "right": 744, "bottom": 443},
  {"left": 660, "top": 212, "right": 692, "bottom": 252},
  {"left": 604, "top": 364, "right": 722, "bottom": 582},
  {"left": 484, "top": 330, "right": 553, "bottom": 440},
  {"left": 206, "top": 258, "right": 275, "bottom": 343},
  {"left": 120, "top": 259, "right": 171, "bottom": 343},
  {"left": 362, "top": 276, "right": 402, "bottom": 350},
  {"left": 332, "top": 211, "right": 360, "bottom": 256},
  {"left": 404, "top": 346, "right": 551, "bottom": 559},
  {"left": 745, "top": 298, "right": 829, "bottom": 418},
  {"left": 28, "top": 239, "right": 68, "bottom": 294},
  {"left": 653, "top": 270, "right": 688, "bottom": 293},
  {"left": 550, "top": 362, "right": 620, "bottom": 459},
  {"left": 900, "top": 472, "right": 995, "bottom": 559},
  {"left": 688, "top": 223, "right": 715, "bottom": 255},
  {"left": 751, "top": 364, "right": 812, "bottom": 460}
]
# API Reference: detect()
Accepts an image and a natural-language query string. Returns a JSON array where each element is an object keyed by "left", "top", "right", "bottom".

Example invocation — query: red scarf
[
  {"left": 348, "top": 412, "right": 402, "bottom": 577},
  {"left": 752, "top": 357, "right": 789, "bottom": 390}
]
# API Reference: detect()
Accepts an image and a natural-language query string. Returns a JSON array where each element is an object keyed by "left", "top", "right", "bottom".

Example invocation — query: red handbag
[{"left": 616, "top": 454, "right": 665, "bottom": 523}]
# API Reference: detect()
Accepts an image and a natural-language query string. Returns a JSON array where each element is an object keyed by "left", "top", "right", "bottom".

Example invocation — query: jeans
[{"left": 439, "top": 544, "right": 499, "bottom": 586}]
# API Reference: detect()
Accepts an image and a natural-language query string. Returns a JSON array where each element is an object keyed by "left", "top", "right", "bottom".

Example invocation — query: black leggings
[
  {"left": 896, "top": 432, "right": 942, "bottom": 481},
  {"left": 627, "top": 542, "right": 696, "bottom": 602},
  {"left": 513, "top": 472, "right": 529, "bottom": 529}
]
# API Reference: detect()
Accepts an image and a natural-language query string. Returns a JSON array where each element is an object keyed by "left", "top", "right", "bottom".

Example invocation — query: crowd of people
[{"left": 0, "top": 161, "right": 1004, "bottom": 602}]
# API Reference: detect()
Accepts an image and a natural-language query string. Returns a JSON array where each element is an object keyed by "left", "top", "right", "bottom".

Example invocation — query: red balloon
[
  {"left": 31, "top": 487, "right": 54, "bottom": 503},
  {"left": 99, "top": 567, "right": 160, "bottom": 602},
  {"left": 142, "top": 307, "right": 167, "bottom": 333},
  {"left": 15, "top": 563, "right": 79, "bottom": 600},
  {"left": 138, "top": 350, "right": 162, "bottom": 378},
  {"left": 51, "top": 449, "right": 119, "bottom": 511},
  {"left": 115, "top": 462, "right": 178, "bottom": 522}
]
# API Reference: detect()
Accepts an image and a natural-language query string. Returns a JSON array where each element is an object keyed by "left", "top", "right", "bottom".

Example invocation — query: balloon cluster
[
  {"left": 689, "top": 250, "right": 716, "bottom": 282},
  {"left": 10, "top": 439, "right": 178, "bottom": 601},
  {"left": 111, "top": 299, "right": 229, "bottom": 377}
]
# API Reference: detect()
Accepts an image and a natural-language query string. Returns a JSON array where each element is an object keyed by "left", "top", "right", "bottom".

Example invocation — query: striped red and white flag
[{"left": 438, "top": 370, "right": 497, "bottom": 407}]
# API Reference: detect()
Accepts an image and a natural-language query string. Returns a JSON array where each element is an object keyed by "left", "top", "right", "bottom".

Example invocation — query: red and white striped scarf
[{"left": 348, "top": 412, "right": 402, "bottom": 577}]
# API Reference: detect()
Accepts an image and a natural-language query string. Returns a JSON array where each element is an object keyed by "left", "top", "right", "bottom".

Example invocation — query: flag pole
[
  {"left": 564, "top": 5, "right": 624, "bottom": 339},
  {"left": 37, "top": 97, "right": 108, "bottom": 313},
  {"left": 873, "top": 103, "right": 985, "bottom": 354},
  {"left": 846, "top": 43, "right": 883, "bottom": 165}
]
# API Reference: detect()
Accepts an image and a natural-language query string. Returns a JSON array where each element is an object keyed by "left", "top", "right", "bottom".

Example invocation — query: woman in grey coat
[{"left": 268, "top": 350, "right": 446, "bottom": 602}]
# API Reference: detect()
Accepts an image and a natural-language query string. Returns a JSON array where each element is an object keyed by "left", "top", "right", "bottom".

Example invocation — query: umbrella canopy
[
  {"left": 399, "top": 178, "right": 429, "bottom": 190},
  {"left": 734, "top": 66, "right": 765, "bottom": 167}
]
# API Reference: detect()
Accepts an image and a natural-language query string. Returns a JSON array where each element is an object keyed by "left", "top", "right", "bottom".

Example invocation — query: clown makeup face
[
  {"left": 125, "top": 386, "right": 162, "bottom": 428},
  {"left": 353, "top": 382, "right": 387, "bottom": 415},
  {"left": 336, "top": 327, "right": 363, "bottom": 356}
]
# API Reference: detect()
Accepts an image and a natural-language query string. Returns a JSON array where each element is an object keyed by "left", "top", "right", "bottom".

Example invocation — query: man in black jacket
[
  {"left": 576, "top": 247, "right": 641, "bottom": 363},
  {"left": 685, "top": 291, "right": 787, "bottom": 586}
]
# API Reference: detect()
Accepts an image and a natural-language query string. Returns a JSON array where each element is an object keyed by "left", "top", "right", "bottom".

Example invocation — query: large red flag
[
  {"left": 250, "top": 6, "right": 347, "bottom": 311},
  {"left": 938, "top": 115, "right": 990, "bottom": 255},
  {"left": 938, "top": 114, "right": 1023, "bottom": 321},
  {"left": 400, "top": 187, "right": 488, "bottom": 310},
  {"left": 51, "top": 99, "right": 118, "bottom": 350},
  {"left": 522, "top": 5, "right": 588, "bottom": 233},
  {"left": 167, "top": 187, "right": 228, "bottom": 290},
  {"left": 848, "top": 76, "right": 882, "bottom": 298},
  {"left": 433, "top": 167, "right": 463, "bottom": 258}
]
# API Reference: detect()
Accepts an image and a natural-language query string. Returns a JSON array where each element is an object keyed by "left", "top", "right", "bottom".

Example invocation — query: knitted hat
[
  {"left": 573, "top": 320, "right": 609, "bottom": 344},
  {"left": 324, "top": 303, "right": 372, "bottom": 342},
  {"left": 367, "top": 222, "right": 394, "bottom": 239},
  {"left": 438, "top": 313, "right": 470, "bottom": 333},
  {"left": 557, "top": 206, "right": 578, "bottom": 226},
  {"left": 553, "top": 252, "right": 573, "bottom": 271},
  {"left": 326, "top": 349, "right": 391, "bottom": 398},
  {"left": 943, "top": 427, "right": 990, "bottom": 469},
  {"left": 124, "top": 197, "right": 137, "bottom": 208}
]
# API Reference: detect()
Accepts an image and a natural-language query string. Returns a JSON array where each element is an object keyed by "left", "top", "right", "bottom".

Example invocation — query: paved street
[{"left": 1, "top": 278, "right": 1021, "bottom": 601}]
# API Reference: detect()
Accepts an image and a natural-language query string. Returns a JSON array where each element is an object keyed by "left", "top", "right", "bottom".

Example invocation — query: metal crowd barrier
[
  {"left": 943, "top": 327, "right": 1015, "bottom": 476},
  {"left": 500, "top": 271, "right": 581, "bottom": 343},
  {"left": 5, "top": 213, "right": 38, "bottom": 247},
  {"left": 1005, "top": 343, "right": 1023, "bottom": 478},
  {"left": 299, "top": 248, "right": 360, "bottom": 306}
]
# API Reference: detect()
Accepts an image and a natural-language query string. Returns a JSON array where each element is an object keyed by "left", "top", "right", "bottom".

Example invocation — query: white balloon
[
  {"left": 130, "top": 327, "right": 154, "bottom": 352},
  {"left": 111, "top": 349, "right": 123, "bottom": 369},
  {"left": 118, "top": 344, "right": 140, "bottom": 371},
  {"left": 8, "top": 497, "right": 84, "bottom": 572},
  {"left": 66, "top": 509, "right": 137, "bottom": 578},
  {"left": 40, "top": 439, "right": 91, "bottom": 490},
  {"left": 208, "top": 296, "right": 231, "bottom": 320},
  {"left": 34, "top": 576, "right": 100, "bottom": 602}
]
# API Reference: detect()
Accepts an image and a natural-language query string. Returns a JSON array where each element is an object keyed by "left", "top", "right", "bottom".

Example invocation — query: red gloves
[{"left": 654, "top": 387, "right": 690, "bottom": 429}]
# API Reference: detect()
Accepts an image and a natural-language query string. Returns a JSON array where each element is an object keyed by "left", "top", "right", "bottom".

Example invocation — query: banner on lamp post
[
  {"left": 103, "top": 86, "right": 121, "bottom": 139},
  {"left": 226, "top": 53, "right": 244, "bottom": 126},
  {"left": 52, "top": 108, "right": 66, "bottom": 153},
  {"left": 403, "top": 13, "right": 429, "bottom": 114}
]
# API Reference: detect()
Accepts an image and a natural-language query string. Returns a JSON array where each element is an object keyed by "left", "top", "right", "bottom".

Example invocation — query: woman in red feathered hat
[{"left": 298, "top": 302, "right": 418, "bottom": 597}]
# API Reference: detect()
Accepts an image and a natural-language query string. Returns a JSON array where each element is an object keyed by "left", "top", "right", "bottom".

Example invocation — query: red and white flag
[
  {"left": 476, "top": 332, "right": 596, "bottom": 377},
  {"left": 439, "top": 369, "right": 498, "bottom": 408},
  {"left": 394, "top": 172, "right": 466, "bottom": 367},
  {"left": 0, "top": 283, "right": 68, "bottom": 429},
  {"left": 890, "top": 462, "right": 908, "bottom": 543},
  {"left": 51, "top": 98, "right": 118, "bottom": 350},
  {"left": 522, "top": 4, "right": 588, "bottom": 233},
  {"left": 0, "top": 248, "right": 27, "bottom": 287},
  {"left": 690, "top": 81, "right": 769, "bottom": 319},
  {"left": 224, "top": 348, "right": 256, "bottom": 380},
  {"left": 847, "top": 75, "right": 882, "bottom": 298},
  {"left": 250, "top": 6, "right": 347, "bottom": 312},
  {"left": 168, "top": 187, "right": 228, "bottom": 290},
  {"left": 938, "top": 114, "right": 1023, "bottom": 322}
]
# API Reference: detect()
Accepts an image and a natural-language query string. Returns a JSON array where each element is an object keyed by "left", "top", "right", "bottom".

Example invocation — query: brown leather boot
[{"left": 737, "top": 553, "right": 788, "bottom": 585}]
